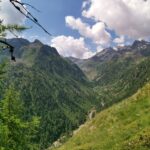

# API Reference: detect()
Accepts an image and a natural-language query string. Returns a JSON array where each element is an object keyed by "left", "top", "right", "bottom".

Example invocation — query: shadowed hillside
[
  {"left": 69, "top": 40, "right": 150, "bottom": 110},
  {"left": 0, "top": 38, "right": 98, "bottom": 149}
]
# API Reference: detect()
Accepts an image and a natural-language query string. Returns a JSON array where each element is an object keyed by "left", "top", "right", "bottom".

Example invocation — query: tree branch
[
  {"left": 0, "top": 40, "right": 15, "bottom": 61},
  {"left": 10, "top": 0, "right": 51, "bottom": 36}
]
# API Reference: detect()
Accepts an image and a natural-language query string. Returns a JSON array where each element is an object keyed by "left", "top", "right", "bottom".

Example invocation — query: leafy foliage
[{"left": 0, "top": 24, "right": 27, "bottom": 37}]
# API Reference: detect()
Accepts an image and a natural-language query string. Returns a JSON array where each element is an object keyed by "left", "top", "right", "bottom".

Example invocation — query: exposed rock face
[
  {"left": 88, "top": 109, "right": 97, "bottom": 120},
  {"left": 53, "top": 141, "right": 62, "bottom": 148}
]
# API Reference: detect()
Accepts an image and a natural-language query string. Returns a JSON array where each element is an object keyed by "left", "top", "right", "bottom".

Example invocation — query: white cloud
[
  {"left": 113, "top": 36, "right": 125, "bottom": 44},
  {"left": 65, "top": 16, "right": 111, "bottom": 45},
  {"left": 51, "top": 35, "right": 95, "bottom": 59},
  {"left": 82, "top": 0, "right": 150, "bottom": 39},
  {"left": 0, "top": 0, "right": 25, "bottom": 24},
  {"left": 82, "top": 1, "right": 90, "bottom": 9}
]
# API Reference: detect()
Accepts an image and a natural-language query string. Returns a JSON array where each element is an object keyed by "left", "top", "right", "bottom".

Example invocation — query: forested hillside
[
  {"left": 1, "top": 0, "right": 150, "bottom": 150},
  {"left": 70, "top": 40, "right": 150, "bottom": 110},
  {"left": 1, "top": 39, "right": 150, "bottom": 150},
  {"left": 0, "top": 39, "right": 98, "bottom": 149}
]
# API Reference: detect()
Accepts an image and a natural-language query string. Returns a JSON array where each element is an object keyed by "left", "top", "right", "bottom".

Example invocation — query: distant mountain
[
  {"left": 1, "top": 38, "right": 98, "bottom": 149},
  {"left": 7, "top": 38, "right": 30, "bottom": 50},
  {"left": 69, "top": 40, "right": 150, "bottom": 108},
  {"left": 53, "top": 81, "right": 150, "bottom": 150},
  {"left": 70, "top": 40, "right": 150, "bottom": 80}
]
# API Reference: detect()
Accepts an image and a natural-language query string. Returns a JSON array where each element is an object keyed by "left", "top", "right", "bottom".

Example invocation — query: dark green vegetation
[
  {"left": 0, "top": 87, "right": 40, "bottom": 150},
  {"left": 54, "top": 80, "right": 150, "bottom": 150},
  {"left": 70, "top": 40, "right": 150, "bottom": 109},
  {"left": 1, "top": 39, "right": 150, "bottom": 150},
  {"left": 0, "top": 24, "right": 27, "bottom": 37},
  {"left": 0, "top": 39, "right": 97, "bottom": 149}
]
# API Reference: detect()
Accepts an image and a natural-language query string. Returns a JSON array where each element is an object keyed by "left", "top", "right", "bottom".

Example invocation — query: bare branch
[
  {"left": 0, "top": 39, "right": 15, "bottom": 61},
  {"left": 10, "top": 0, "right": 51, "bottom": 36}
]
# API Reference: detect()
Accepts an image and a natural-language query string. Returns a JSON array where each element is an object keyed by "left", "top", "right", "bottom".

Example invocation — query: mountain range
[
  {"left": 68, "top": 40, "right": 150, "bottom": 109},
  {"left": 0, "top": 38, "right": 98, "bottom": 149},
  {"left": 0, "top": 38, "right": 150, "bottom": 149},
  {"left": 52, "top": 40, "right": 150, "bottom": 150}
]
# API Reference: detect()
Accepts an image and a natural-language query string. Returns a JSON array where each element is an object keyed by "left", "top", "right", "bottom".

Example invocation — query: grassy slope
[{"left": 54, "top": 83, "right": 150, "bottom": 150}]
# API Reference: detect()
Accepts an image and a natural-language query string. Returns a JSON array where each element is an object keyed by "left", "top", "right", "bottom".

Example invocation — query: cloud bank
[
  {"left": 1, "top": 0, "right": 150, "bottom": 59},
  {"left": 65, "top": 16, "right": 111, "bottom": 45},
  {"left": 57, "top": 0, "right": 150, "bottom": 58},
  {"left": 0, "top": 0, "right": 25, "bottom": 24},
  {"left": 51, "top": 36, "right": 95, "bottom": 59},
  {"left": 82, "top": 0, "right": 150, "bottom": 39}
]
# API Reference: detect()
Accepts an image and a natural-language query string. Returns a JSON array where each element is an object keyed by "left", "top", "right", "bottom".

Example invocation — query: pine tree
[
  {"left": 0, "top": 87, "right": 40, "bottom": 150},
  {"left": 0, "top": 21, "right": 27, "bottom": 61}
]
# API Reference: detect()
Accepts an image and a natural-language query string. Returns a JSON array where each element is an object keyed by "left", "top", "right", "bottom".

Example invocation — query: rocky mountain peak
[
  {"left": 33, "top": 39, "right": 43, "bottom": 45},
  {"left": 132, "top": 40, "right": 149, "bottom": 49}
]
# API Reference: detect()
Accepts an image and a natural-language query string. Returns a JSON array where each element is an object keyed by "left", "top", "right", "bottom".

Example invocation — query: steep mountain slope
[
  {"left": 54, "top": 82, "right": 150, "bottom": 150},
  {"left": 71, "top": 41, "right": 150, "bottom": 81},
  {"left": 1, "top": 39, "right": 150, "bottom": 149},
  {"left": 69, "top": 40, "right": 150, "bottom": 109},
  {"left": 0, "top": 38, "right": 98, "bottom": 149}
]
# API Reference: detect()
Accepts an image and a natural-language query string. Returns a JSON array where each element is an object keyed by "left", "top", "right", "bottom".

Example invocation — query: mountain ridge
[
  {"left": 68, "top": 39, "right": 150, "bottom": 110},
  {"left": 1, "top": 38, "right": 150, "bottom": 149},
  {"left": 0, "top": 38, "right": 98, "bottom": 149}
]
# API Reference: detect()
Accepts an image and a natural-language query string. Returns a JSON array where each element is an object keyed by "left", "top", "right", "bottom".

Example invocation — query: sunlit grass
[{"left": 54, "top": 83, "right": 150, "bottom": 150}]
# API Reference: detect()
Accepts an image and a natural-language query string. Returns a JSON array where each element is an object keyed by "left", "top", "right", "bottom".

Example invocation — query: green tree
[
  {"left": 0, "top": 87, "right": 40, "bottom": 150},
  {"left": 0, "top": 21, "right": 27, "bottom": 61},
  {"left": 0, "top": 62, "right": 6, "bottom": 78}
]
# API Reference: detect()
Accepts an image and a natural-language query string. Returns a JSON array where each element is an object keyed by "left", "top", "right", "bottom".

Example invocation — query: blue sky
[
  {"left": 22, "top": 0, "right": 116, "bottom": 57},
  {"left": 24, "top": 0, "right": 83, "bottom": 40},
  {"left": 1, "top": 0, "right": 150, "bottom": 59}
]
